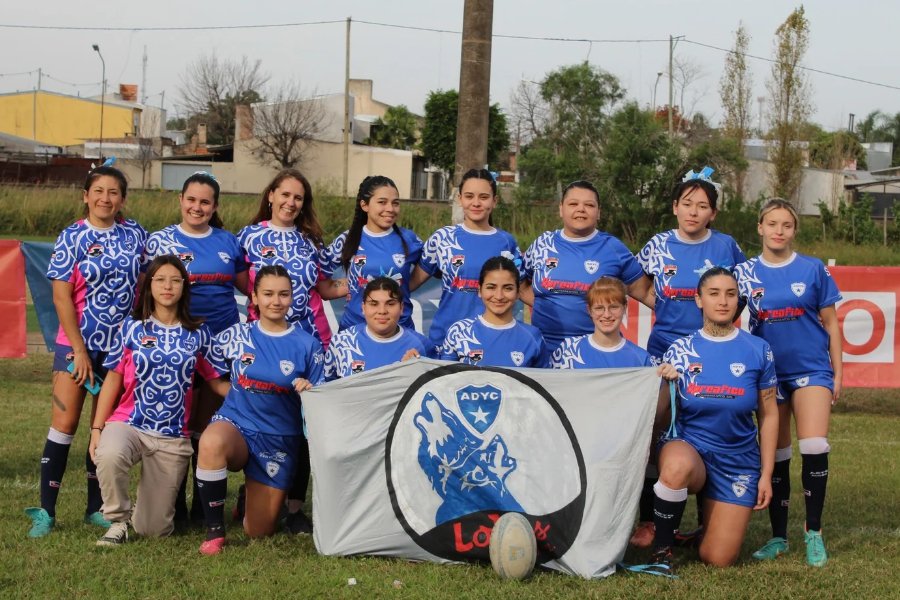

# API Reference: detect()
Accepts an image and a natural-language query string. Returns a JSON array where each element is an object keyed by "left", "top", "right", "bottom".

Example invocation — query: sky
[{"left": 2, "top": 1, "right": 899, "bottom": 131}]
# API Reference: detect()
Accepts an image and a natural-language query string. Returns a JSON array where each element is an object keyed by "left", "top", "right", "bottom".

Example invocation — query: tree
[
  {"left": 178, "top": 54, "right": 268, "bottom": 145},
  {"left": 766, "top": 6, "right": 813, "bottom": 199},
  {"left": 421, "top": 89, "right": 509, "bottom": 174},
  {"left": 809, "top": 130, "right": 867, "bottom": 170},
  {"left": 366, "top": 105, "right": 418, "bottom": 150},
  {"left": 671, "top": 56, "right": 705, "bottom": 121},
  {"left": 719, "top": 22, "right": 753, "bottom": 199},
  {"left": 251, "top": 83, "right": 328, "bottom": 168}
]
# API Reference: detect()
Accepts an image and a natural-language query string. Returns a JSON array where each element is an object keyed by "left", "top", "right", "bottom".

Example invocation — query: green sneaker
[
  {"left": 804, "top": 528, "right": 828, "bottom": 567},
  {"left": 752, "top": 537, "right": 789, "bottom": 560},
  {"left": 84, "top": 511, "right": 111, "bottom": 528},
  {"left": 24, "top": 507, "right": 55, "bottom": 538}
]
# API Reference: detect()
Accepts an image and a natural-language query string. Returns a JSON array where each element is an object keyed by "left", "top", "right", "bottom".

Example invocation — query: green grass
[{"left": 3, "top": 354, "right": 899, "bottom": 599}]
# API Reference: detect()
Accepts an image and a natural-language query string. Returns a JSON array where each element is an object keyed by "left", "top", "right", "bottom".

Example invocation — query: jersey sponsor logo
[
  {"left": 510, "top": 351, "right": 525, "bottom": 367},
  {"left": 240, "top": 352, "right": 255, "bottom": 366},
  {"left": 313, "top": 351, "right": 324, "bottom": 365},
  {"left": 139, "top": 335, "right": 157, "bottom": 349},
  {"left": 86, "top": 243, "right": 104, "bottom": 258},
  {"left": 451, "top": 255, "right": 465, "bottom": 268},
  {"left": 353, "top": 255, "right": 367, "bottom": 268},
  {"left": 730, "top": 362, "right": 746, "bottom": 377},
  {"left": 217, "top": 251, "right": 230, "bottom": 264},
  {"left": 758, "top": 306, "right": 804, "bottom": 321},
  {"left": 584, "top": 260, "right": 599, "bottom": 275},
  {"left": 663, "top": 264, "right": 677, "bottom": 277},
  {"left": 393, "top": 253, "right": 406, "bottom": 268},
  {"left": 466, "top": 349, "right": 484, "bottom": 364},
  {"left": 237, "top": 374, "right": 291, "bottom": 394},
  {"left": 687, "top": 383, "right": 746, "bottom": 398},
  {"left": 688, "top": 363, "right": 703, "bottom": 375},
  {"left": 260, "top": 245, "right": 277, "bottom": 259},
  {"left": 662, "top": 286, "right": 695, "bottom": 300},
  {"left": 177, "top": 251, "right": 194, "bottom": 264},
  {"left": 751, "top": 287, "right": 765, "bottom": 300},
  {"left": 539, "top": 278, "right": 590, "bottom": 295},
  {"left": 451, "top": 276, "right": 480, "bottom": 291},
  {"left": 544, "top": 257, "right": 559, "bottom": 270},
  {"left": 280, "top": 360, "right": 294, "bottom": 376},
  {"left": 795, "top": 376, "right": 809, "bottom": 387},
  {"left": 791, "top": 282, "right": 806, "bottom": 297},
  {"left": 385, "top": 365, "right": 585, "bottom": 564},
  {"left": 351, "top": 360, "right": 366, "bottom": 374},
  {"left": 266, "top": 461, "right": 280, "bottom": 478}
]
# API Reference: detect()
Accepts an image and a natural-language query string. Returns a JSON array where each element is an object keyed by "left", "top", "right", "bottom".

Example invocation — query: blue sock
[{"left": 40, "top": 428, "right": 73, "bottom": 517}]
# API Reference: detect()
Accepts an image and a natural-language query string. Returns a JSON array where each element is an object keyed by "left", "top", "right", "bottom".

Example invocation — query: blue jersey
[
  {"left": 323, "top": 226, "right": 423, "bottom": 331},
  {"left": 439, "top": 316, "right": 548, "bottom": 368},
  {"left": 419, "top": 225, "right": 522, "bottom": 351},
  {"left": 550, "top": 335, "right": 652, "bottom": 369},
  {"left": 47, "top": 218, "right": 147, "bottom": 351},
  {"left": 324, "top": 324, "right": 428, "bottom": 380},
  {"left": 637, "top": 229, "right": 746, "bottom": 359},
  {"left": 103, "top": 316, "right": 222, "bottom": 437},
  {"left": 144, "top": 225, "right": 246, "bottom": 335},
  {"left": 524, "top": 229, "right": 643, "bottom": 348},
  {"left": 664, "top": 329, "right": 777, "bottom": 454},
  {"left": 210, "top": 322, "right": 325, "bottom": 436},
  {"left": 735, "top": 253, "right": 841, "bottom": 380},
  {"left": 236, "top": 222, "right": 329, "bottom": 343}
]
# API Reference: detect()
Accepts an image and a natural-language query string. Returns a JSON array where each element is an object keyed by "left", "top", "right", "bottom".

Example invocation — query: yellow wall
[{"left": 0, "top": 91, "right": 138, "bottom": 147}]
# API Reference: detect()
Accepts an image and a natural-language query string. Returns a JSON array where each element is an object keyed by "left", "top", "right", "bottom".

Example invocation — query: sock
[
  {"left": 695, "top": 492, "right": 705, "bottom": 528},
  {"left": 289, "top": 437, "right": 311, "bottom": 506},
  {"left": 85, "top": 449, "right": 103, "bottom": 515},
  {"left": 40, "top": 428, "right": 73, "bottom": 517},
  {"left": 652, "top": 481, "right": 688, "bottom": 549},
  {"left": 801, "top": 450, "right": 829, "bottom": 532},
  {"left": 638, "top": 477, "right": 656, "bottom": 522},
  {"left": 769, "top": 447, "right": 792, "bottom": 539},
  {"left": 189, "top": 436, "right": 203, "bottom": 519},
  {"left": 196, "top": 467, "right": 228, "bottom": 530}
]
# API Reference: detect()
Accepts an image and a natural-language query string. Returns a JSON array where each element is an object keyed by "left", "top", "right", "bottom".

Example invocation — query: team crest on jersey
[
  {"left": 260, "top": 245, "right": 277, "bottom": 259},
  {"left": 466, "top": 349, "right": 484, "bottom": 363},
  {"left": 86, "top": 243, "right": 104, "bottom": 258},
  {"left": 751, "top": 287, "right": 765, "bottom": 300},
  {"left": 139, "top": 335, "right": 157, "bottom": 349},
  {"left": 178, "top": 251, "right": 194, "bottom": 264},
  {"left": 795, "top": 376, "right": 809, "bottom": 387},
  {"left": 279, "top": 360, "right": 294, "bottom": 376},
  {"left": 240, "top": 352, "right": 255, "bottom": 366},
  {"left": 183, "top": 337, "right": 198, "bottom": 353},
  {"left": 688, "top": 363, "right": 703, "bottom": 375},
  {"left": 451, "top": 255, "right": 465, "bottom": 268},
  {"left": 353, "top": 255, "right": 367, "bottom": 268},
  {"left": 392, "top": 253, "right": 406, "bottom": 268},
  {"left": 791, "top": 282, "right": 806, "bottom": 297},
  {"left": 730, "top": 362, "right": 746, "bottom": 377},
  {"left": 266, "top": 461, "right": 280, "bottom": 478},
  {"left": 584, "top": 260, "right": 599, "bottom": 275},
  {"left": 731, "top": 481, "right": 748, "bottom": 498},
  {"left": 663, "top": 264, "right": 678, "bottom": 277},
  {"left": 351, "top": 360, "right": 366, "bottom": 374},
  {"left": 218, "top": 251, "right": 230, "bottom": 264},
  {"left": 544, "top": 257, "right": 559, "bottom": 270},
  {"left": 510, "top": 351, "right": 525, "bottom": 367}
]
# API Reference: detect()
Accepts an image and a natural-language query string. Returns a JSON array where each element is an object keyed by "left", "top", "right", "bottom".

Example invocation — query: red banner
[{"left": 0, "top": 240, "right": 26, "bottom": 358}]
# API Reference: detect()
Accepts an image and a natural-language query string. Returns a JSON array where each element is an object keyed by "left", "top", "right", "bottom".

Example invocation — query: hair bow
[{"left": 682, "top": 166, "right": 715, "bottom": 183}]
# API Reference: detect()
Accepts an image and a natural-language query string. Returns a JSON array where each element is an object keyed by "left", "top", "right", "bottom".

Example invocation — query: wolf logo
[
  {"left": 177, "top": 251, "right": 194, "bottom": 264},
  {"left": 139, "top": 335, "right": 157, "bottom": 349},
  {"left": 260, "top": 245, "right": 277, "bottom": 259},
  {"left": 240, "top": 352, "right": 255, "bottom": 366},
  {"left": 751, "top": 287, "right": 765, "bottom": 301},
  {"left": 451, "top": 255, "right": 465, "bottom": 268},
  {"left": 688, "top": 363, "right": 703, "bottom": 375},
  {"left": 663, "top": 264, "right": 677, "bottom": 277},
  {"left": 544, "top": 257, "right": 559, "bottom": 270},
  {"left": 466, "top": 349, "right": 484, "bottom": 364},
  {"left": 351, "top": 360, "right": 365, "bottom": 374},
  {"left": 353, "top": 255, "right": 367, "bottom": 268},
  {"left": 86, "top": 243, "right": 104, "bottom": 258}
]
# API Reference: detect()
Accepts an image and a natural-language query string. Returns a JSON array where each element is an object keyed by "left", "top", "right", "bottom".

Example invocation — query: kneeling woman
[
  {"left": 324, "top": 277, "right": 428, "bottom": 380},
  {"left": 195, "top": 266, "right": 325, "bottom": 555},
  {"left": 649, "top": 267, "right": 778, "bottom": 572},
  {"left": 439, "top": 256, "right": 547, "bottom": 368},
  {"left": 89, "top": 255, "right": 224, "bottom": 545}
]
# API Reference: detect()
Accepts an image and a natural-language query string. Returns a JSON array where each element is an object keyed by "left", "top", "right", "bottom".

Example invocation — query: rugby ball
[{"left": 489, "top": 512, "right": 537, "bottom": 580}]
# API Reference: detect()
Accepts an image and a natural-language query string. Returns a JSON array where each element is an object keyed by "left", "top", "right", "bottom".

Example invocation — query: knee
[
  {"left": 699, "top": 545, "right": 739, "bottom": 568},
  {"left": 243, "top": 520, "right": 276, "bottom": 539},
  {"left": 658, "top": 459, "right": 694, "bottom": 489},
  {"left": 133, "top": 520, "right": 173, "bottom": 538},
  {"left": 197, "top": 432, "right": 227, "bottom": 462}
]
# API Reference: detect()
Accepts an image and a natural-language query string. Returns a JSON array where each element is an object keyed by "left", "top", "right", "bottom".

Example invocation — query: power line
[
  {"left": 42, "top": 73, "right": 101, "bottom": 88},
  {"left": 0, "top": 19, "right": 343, "bottom": 31}
]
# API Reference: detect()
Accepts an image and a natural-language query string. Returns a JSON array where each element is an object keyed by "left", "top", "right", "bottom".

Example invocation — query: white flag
[{"left": 304, "top": 358, "right": 660, "bottom": 579}]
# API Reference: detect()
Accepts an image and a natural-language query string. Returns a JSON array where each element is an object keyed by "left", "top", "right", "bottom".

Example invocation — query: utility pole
[
  {"left": 452, "top": 0, "right": 493, "bottom": 223},
  {"left": 668, "top": 35, "right": 674, "bottom": 137},
  {"left": 141, "top": 45, "right": 148, "bottom": 104},
  {"left": 342, "top": 17, "right": 352, "bottom": 200}
]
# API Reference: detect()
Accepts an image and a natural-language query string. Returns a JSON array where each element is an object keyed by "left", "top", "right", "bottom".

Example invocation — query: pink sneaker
[
  {"left": 199, "top": 536, "right": 226, "bottom": 556},
  {"left": 630, "top": 521, "right": 656, "bottom": 549}
]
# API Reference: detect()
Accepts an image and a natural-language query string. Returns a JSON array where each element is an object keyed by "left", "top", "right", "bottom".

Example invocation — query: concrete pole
[
  {"left": 668, "top": 35, "right": 674, "bottom": 138},
  {"left": 343, "top": 17, "right": 352, "bottom": 200},
  {"left": 452, "top": 0, "right": 493, "bottom": 223}
]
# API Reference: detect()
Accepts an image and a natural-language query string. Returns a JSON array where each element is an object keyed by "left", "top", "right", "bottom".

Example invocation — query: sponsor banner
[
  {"left": 304, "top": 359, "right": 660, "bottom": 579},
  {"left": 0, "top": 240, "right": 26, "bottom": 357}
]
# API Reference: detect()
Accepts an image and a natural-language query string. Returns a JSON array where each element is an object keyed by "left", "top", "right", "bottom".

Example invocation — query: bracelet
[{"left": 91, "top": 426, "right": 103, "bottom": 432}]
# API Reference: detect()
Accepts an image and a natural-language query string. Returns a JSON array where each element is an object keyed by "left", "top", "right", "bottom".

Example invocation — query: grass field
[{"left": 3, "top": 354, "right": 898, "bottom": 599}]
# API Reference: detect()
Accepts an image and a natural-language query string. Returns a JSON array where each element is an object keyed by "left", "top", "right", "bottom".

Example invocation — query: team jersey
[
  {"left": 439, "top": 316, "right": 548, "bottom": 368},
  {"left": 322, "top": 226, "right": 424, "bottom": 331},
  {"left": 419, "top": 225, "right": 522, "bottom": 350},
  {"left": 735, "top": 252, "right": 841, "bottom": 380},
  {"left": 103, "top": 316, "right": 222, "bottom": 437},
  {"left": 47, "top": 218, "right": 147, "bottom": 351},
  {"left": 236, "top": 222, "right": 330, "bottom": 345},
  {"left": 324, "top": 324, "right": 428, "bottom": 380},
  {"left": 144, "top": 225, "right": 246, "bottom": 335},
  {"left": 664, "top": 328, "right": 777, "bottom": 453},
  {"left": 550, "top": 335, "right": 652, "bottom": 369},
  {"left": 210, "top": 321, "right": 324, "bottom": 436},
  {"left": 523, "top": 229, "right": 643, "bottom": 348},
  {"left": 637, "top": 229, "right": 746, "bottom": 359}
]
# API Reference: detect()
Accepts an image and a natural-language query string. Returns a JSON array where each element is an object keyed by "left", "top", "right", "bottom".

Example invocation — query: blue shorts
[
  {"left": 211, "top": 415, "right": 300, "bottom": 491},
  {"left": 52, "top": 344, "right": 109, "bottom": 377},
  {"left": 776, "top": 371, "right": 834, "bottom": 404},
  {"left": 665, "top": 437, "right": 760, "bottom": 508}
]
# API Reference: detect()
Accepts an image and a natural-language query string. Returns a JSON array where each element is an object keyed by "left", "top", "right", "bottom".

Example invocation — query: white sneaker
[{"left": 96, "top": 522, "right": 129, "bottom": 546}]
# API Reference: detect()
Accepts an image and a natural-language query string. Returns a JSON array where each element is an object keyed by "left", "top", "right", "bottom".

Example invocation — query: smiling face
[
  {"left": 758, "top": 207, "right": 797, "bottom": 254},
  {"left": 363, "top": 288, "right": 402, "bottom": 338},
  {"left": 179, "top": 182, "right": 217, "bottom": 232},
  {"left": 559, "top": 187, "right": 600, "bottom": 238},
  {"left": 363, "top": 185, "right": 400, "bottom": 233},
  {"left": 459, "top": 177, "right": 497, "bottom": 228},
  {"left": 588, "top": 296, "right": 626, "bottom": 336},
  {"left": 268, "top": 177, "right": 304, "bottom": 227},
  {"left": 674, "top": 185, "right": 716, "bottom": 239},
  {"left": 83, "top": 175, "right": 124, "bottom": 227},
  {"left": 149, "top": 263, "right": 185, "bottom": 311},
  {"left": 252, "top": 273, "right": 292, "bottom": 324},
  {"left": 478, "top": 268, "right": 518, "bottom": 322},
  {"left": 695, "top": 273, "right": 739, "bottom": 327}
]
